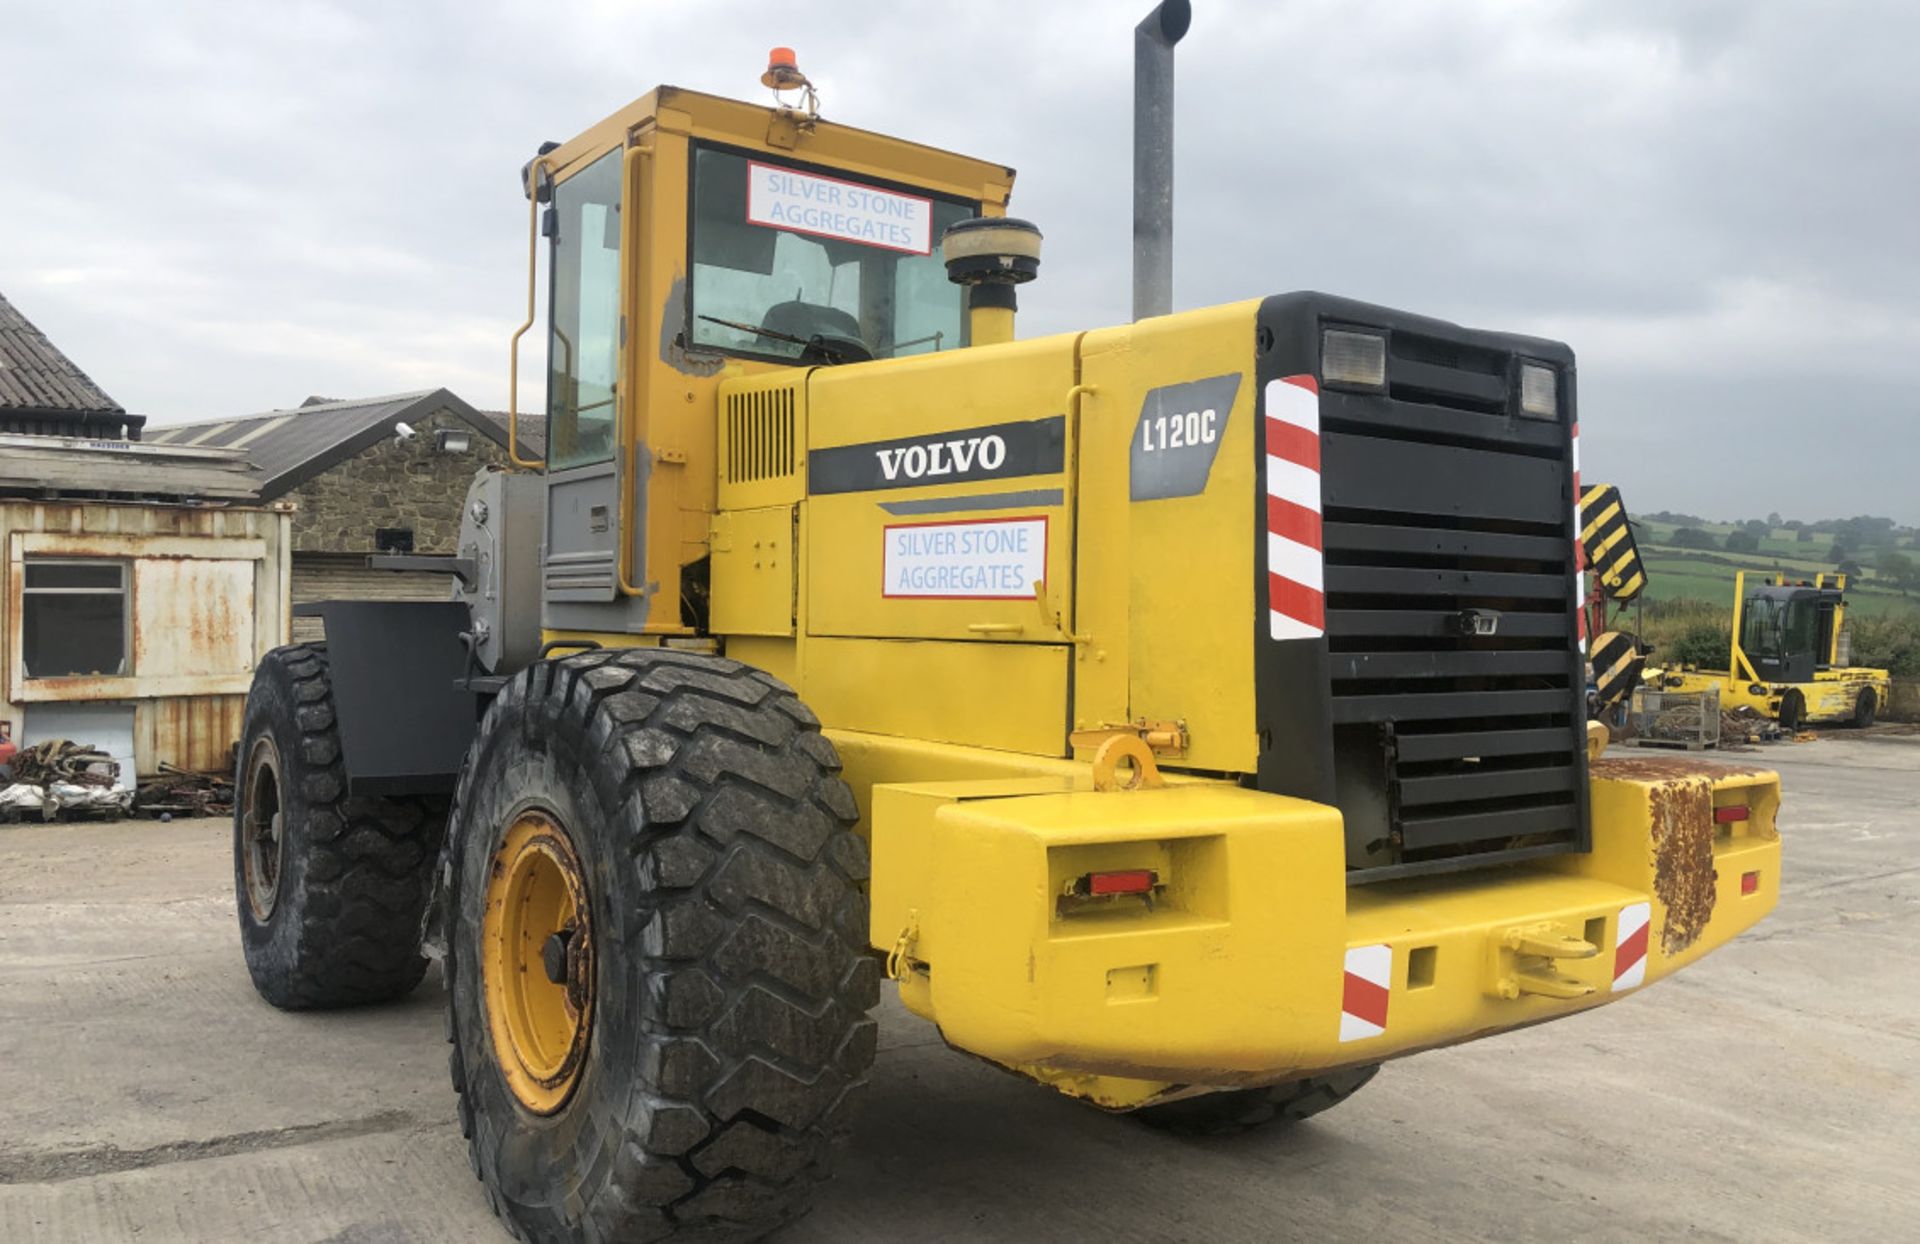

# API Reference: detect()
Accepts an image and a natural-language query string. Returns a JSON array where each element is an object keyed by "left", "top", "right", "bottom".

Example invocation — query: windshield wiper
[{"left": 697, "top": 315, "right": 860, "bottom": 364}]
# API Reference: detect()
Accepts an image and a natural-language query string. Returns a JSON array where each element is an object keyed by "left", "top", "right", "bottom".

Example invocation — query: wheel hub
[
  {"left": 482, "top": 810, "right": 594, "bottom": 1114},
  {"left": 240, "top": 737, "right": 285, "bottom": 921}
]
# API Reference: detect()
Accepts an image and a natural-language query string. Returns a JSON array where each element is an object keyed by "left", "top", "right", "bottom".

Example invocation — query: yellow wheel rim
[{"left": 482, "top": 810, "right": 593, "bottom": 1114}]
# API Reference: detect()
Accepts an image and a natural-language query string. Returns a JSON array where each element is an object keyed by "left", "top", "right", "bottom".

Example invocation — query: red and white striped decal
[
  {"left": 1573, "top": 422, "right": 1586, "bottom": 652},
  {"left": 1265, "top": 375, "right": 1324, "bottom": 641},
  {"left": 1612, "top": 901, "right": 1650, "bottom": 991},
  {"left": 1339, "top": 944, "right": 1392, "bottom": 1042}
]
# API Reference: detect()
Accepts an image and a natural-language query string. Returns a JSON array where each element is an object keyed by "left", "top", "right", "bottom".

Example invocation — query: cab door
[
  {"left": 1777, "top": 593, "right": 1819, "bottom": 683},
  {"left": 540, "top": 149, "right": 649, "bottom": 630}
]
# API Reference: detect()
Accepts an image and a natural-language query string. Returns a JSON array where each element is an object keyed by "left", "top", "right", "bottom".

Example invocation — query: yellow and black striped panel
[
  {"left": 1580, "top": 484, "right": 1646, "bottom": 601},
  {"left": 1590, "top": 629, "right": 1646, "bottom": 714}
]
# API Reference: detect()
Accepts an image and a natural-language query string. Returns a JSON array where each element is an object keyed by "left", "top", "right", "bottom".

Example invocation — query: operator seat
[{"left": 760, "top": 300, "right": 873, "bottom": 363}]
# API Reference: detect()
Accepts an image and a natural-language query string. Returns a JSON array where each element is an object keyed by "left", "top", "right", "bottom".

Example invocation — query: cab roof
[{"left": 534, "top": 86, "right": 1017, "bottom": 211}]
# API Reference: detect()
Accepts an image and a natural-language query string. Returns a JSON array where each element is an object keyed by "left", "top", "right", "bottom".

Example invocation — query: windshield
[
  {"left": 689, "top": 147, "right": 973, "bottom": 363},
  {"left": 1741, "top": 595, "right": 1781, "bottom": 659}
]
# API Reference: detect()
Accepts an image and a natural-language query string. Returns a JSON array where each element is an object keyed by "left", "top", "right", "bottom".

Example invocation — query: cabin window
[
  {"left": 1740, "top": 596, "right": 1780, "bottom": 660},
  {"left": 688, "top": 146, "right": 974, "bottom": 364},
  {"left": 546, "top": 149, "right": 623, "bottom": 471},
  {"left": 1780, "top": 595, "right": 1818, "bottom": 659},
  {"left": 22, "top": 558, "right": 128, "bottom": 679}
]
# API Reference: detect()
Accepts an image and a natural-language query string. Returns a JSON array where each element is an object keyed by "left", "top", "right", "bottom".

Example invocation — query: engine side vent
[{"left": 725, "top": 387, "right": 796, "bottom": 484}]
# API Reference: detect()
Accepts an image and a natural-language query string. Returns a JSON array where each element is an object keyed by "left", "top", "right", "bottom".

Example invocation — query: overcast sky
[{"left": 5, "top": 0, "right": 1915, "bottom": 523}]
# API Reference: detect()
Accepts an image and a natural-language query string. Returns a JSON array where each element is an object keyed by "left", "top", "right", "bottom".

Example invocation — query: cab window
[
  {"left": 1741, "top": 596, "right": 1780, "bottom": 659},
  {"left": 1780, "top": 595, "right": 1818, "bottom": 658},
  {"left": 688, "top": 147, "right": 973, "bottom": 364},
  {"left": 547, "top": 149, "right": 622, "bottom": 470}
]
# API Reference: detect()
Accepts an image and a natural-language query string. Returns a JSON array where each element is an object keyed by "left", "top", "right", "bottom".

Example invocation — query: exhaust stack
[{"left": 1133, "top": 0, "right": 1191, "bottom": 321}]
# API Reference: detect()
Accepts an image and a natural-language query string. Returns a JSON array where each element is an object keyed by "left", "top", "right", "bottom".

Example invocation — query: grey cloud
[{"left": 3, "top": 0, "right": 1914, "bottom": 522}]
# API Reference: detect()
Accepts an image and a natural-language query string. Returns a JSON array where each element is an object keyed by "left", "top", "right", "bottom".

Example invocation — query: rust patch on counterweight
[
  {"left": 1644, "top": 775, "right": 1717, "bottom": 955},
  {"left": 1591, "top": 755, "right": 1764, "bottom": 784}
]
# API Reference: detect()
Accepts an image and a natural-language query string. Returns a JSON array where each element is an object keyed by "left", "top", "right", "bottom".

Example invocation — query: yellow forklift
[
  {"left": 1649, "top": 570, "right": 1892, "bottom": 729},
  {"left": 229, "top": 10, "right": 1782, "bottom": 1240}
]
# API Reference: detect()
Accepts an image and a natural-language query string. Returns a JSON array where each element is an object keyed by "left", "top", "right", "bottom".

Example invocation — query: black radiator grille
[{"left": 1319, "top": 348, "right": 1586, "bottom": 881}]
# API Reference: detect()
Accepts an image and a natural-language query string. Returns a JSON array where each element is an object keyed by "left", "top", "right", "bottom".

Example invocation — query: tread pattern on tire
[
  {"left": 237, "top": 643, "right": 445, "bottom": 1010},
  {"left": 446, "top": 649, "right": 878, "bottom": 1243},
  {"left": 1133, "top": 1065, "right": 1381, "bottom": 1137}
]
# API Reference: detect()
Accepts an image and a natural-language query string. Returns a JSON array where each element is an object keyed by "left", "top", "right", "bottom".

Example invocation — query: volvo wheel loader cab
[
  {"left": 232, "top": 23, "right": 1784, "bottom": 1244},
  {"left": 1649, "top": 570, "right": 1892, "bottom": 729}
]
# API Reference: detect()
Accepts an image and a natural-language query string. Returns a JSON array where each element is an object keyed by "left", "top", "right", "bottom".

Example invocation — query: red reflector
[
  {"left": 1741, "top": 870, "right": 1760, "bottom": 895},
  {"left": 1714, "top": 805, "right": 1749, "bottom": 824},
  {"left": 1084, "top": 869, "right": 1157, "bottom": 897}
]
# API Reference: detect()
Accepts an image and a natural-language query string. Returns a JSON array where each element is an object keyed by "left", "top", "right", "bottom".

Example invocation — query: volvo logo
[
  {"left": 876, "top": 435, "right": 1008, "bottom": 482},
  {"left": 808, "top": 417, "right": 1065, "bottom": 495}
]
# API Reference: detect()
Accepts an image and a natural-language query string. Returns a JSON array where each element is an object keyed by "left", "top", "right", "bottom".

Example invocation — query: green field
[{"left": 1634, "top": 549, "right": 1920, "bottom": 618}]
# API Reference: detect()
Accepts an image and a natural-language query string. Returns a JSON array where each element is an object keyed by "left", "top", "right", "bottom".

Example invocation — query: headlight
[
  {"left": 1518, "top": 363, "right": 1558, "bottom": 419},
  {"left": 1323, "top": 329, "right": 1386, "bottom": 390}
]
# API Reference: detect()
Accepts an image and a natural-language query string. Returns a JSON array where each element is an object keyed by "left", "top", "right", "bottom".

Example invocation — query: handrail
[
  {"left": 506, "top": 157, "right": 550, "bottom": 469},
  {"left": 614, "top": 138, "right": 653, "bottom": 598}
]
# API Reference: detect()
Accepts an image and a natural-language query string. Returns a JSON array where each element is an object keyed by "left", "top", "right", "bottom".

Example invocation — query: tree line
[{"left": 1635, "top": 512, "right": 1919, "bottom": 588}]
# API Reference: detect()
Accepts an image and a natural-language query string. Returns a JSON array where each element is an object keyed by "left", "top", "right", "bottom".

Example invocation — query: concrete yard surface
[{"left": 2, "top": 736, "right": 1916, "bottom": 1242}]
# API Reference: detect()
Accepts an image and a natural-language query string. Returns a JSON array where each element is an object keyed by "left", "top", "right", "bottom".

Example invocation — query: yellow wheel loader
[
  {"left": 1647, "top": 570, "right": 1893, "bottom": 729},
  {"left": 232, "top": 9, "right": 1782, "bottom": 1239}
]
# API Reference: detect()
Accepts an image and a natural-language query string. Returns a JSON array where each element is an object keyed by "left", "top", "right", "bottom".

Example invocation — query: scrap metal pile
[
  {"left": 132, "top": 765, "right": 236, "bottom": 820},
  {"left": 0, "top": 739, "right": 130, "bottom": 821},
  {"left": 0, "top": 742, "right": 235, "bottom": 824},
  {"left": 1720, "top": 706, "right": 1786, "bottom": 747}
]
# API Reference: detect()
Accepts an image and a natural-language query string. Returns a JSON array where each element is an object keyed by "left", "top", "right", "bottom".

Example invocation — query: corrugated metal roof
[
  {"left": 0, "top": 290, "right": 124, "bottom": 416},
  {"left": 0, "top": 432, "right": 260, "bottom": 499},
  {"left": 145, "top": 388, "right": 507, "bottom": 498},
  {"left": 475, "top": 409, "right": 546, "bottom": 459}
]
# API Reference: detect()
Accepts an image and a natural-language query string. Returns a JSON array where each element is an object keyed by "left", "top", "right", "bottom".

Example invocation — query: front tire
[
  {"left": 1852, "top": 687, "right": 1878, "bottom": 728},
  {"left": 234, "top": 644, "right": 446, "bottom": 1009},
  {"left": 446, "top": 650, "right": 878, "bottom": 1243},
  {"left": 1778, "top": 689, "right": 1806, "bottom": 732},
  {"left": 1133, "top": 1066, "right": 1381, "bottom": 1137}
]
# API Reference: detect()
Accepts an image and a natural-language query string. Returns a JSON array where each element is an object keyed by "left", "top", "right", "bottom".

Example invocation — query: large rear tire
[
  {"left": 1133, "top": 1066, "right": 1381, "bottom": 1137},
  {"left": 446, "top": 650, "right": 877, "bottom": 1243},
  {"left": 234, "top": 644, "right": 446, "bottom": 1009}
]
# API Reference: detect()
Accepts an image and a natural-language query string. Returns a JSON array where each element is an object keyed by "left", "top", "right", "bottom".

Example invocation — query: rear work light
[
  {"left": 1518, "top": 362, "right": 1558, "bottom": 419},
  {"left": 1322, "top": 329, "right": 1387, "bottom": 389},
  {"left": 1074, "top": 869, "right": 1158, "bottom": 897},
  {"left": 1741, "top": 870, "right": 1761, "bottom": 895},
  {"left": 1714, "top": 805, "right": 1750, "bottom": 824}
]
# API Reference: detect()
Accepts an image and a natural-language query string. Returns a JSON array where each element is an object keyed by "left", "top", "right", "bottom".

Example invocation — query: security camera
[{"left": 394, "top": 421, "right": 419, "bottom": 443}]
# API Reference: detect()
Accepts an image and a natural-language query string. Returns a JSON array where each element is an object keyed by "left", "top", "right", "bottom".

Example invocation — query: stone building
[{"left": 147, "top": 391, "right": 519, "bottom": 641}]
